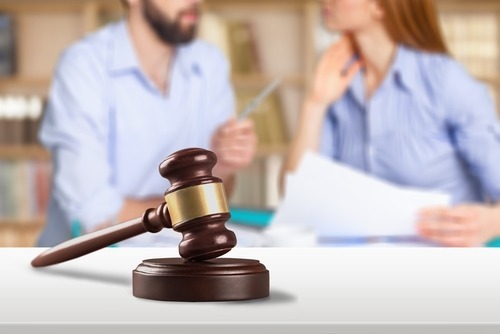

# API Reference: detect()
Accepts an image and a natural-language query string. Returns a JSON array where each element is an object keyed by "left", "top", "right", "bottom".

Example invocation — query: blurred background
[{"left": 0, "top": 0, "right": 498, "bottom": 246}]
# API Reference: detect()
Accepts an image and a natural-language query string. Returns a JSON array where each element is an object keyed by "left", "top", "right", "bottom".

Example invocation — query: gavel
[
  {"left": 31, "top": 148, "right": 237, "bottom": 267},
  {"left": 31, "top": 148, "right": 269, "bottom": 302}
]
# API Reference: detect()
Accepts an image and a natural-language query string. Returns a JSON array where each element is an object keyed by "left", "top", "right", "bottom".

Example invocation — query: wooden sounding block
[{"left": 133, "top": 258, "right": 269, "bottom": 302}]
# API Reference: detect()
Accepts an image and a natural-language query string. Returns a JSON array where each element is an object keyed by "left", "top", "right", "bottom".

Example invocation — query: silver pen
[{"left": 238, "top": 77, "right": 282, "bottom": 120}]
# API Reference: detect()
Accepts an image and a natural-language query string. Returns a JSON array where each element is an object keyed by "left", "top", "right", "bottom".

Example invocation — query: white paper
[{"left": 270, "top": 151, "right": 451, "bottom": 238}]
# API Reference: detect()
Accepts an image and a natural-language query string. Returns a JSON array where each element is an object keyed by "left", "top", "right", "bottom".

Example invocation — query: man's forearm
[
  {"left": 118, "top": 197, "right": 165, "bottom": 223},
  {"left": 90, "top": 197, "right": 165, "bottom": 233}
]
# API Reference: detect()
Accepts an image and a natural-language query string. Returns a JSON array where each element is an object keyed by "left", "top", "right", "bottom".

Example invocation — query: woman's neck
[{"left": 351, "top": 26, "right": 397, "bottom": 99}]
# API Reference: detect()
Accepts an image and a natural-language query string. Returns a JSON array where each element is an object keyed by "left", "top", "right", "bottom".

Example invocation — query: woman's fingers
[
  {"left": 417, "top": 206, "right": 484, "bottom": 246},
  {"left": 342, "top": 59, "right": 363, "bottom": 82}
]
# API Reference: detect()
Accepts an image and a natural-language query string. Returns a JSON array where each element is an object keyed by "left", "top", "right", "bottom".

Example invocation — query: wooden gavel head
[{"left": 158, "top": 148, "right": 236, "bottom": 261}]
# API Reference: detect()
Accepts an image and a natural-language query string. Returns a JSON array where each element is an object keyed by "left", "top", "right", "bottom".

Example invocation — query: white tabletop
[{"left": 1, "top": 247, "right": 500, "bottom": 333}]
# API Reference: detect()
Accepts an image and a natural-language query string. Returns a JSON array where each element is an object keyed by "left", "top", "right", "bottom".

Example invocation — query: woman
[{"left": 283, "top": 0, "right": 500, "bottom": 246}]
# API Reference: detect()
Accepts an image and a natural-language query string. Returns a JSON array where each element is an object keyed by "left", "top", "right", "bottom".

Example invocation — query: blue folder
[
  {"left": 486, "top": 238, "right": 500, "bottom": 247},
  {"left": 229, "top": 207, "right": 274, "bottom": 227}
]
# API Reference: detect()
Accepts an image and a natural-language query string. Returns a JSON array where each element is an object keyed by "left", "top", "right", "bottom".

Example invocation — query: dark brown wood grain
[{"left": 133, "top": 258, "right": 270, "bottom": 301}]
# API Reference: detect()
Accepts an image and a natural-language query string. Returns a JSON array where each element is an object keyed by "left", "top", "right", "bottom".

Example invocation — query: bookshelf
[
  {"left": 0, "top": 0, "right": 115, "bottom": 246},
  {"left": 437, "top": 0, "right": 500, "bottom": 111},
  {"left": 1, "top": 0, "right": 500, "bottom": 246}
]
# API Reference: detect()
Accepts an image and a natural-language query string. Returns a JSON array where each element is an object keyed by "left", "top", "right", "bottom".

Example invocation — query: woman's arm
[
  {"left": 280, "top": 36, "right": 362, "bottom": 187},
  {"left": 417, "top": 204, "right": 500, "bottom": 246},
  {"left": 417, "top": 59, "right": 500, "bottom": 246},
  {"left": 282, "top": 98, "right": 330, "bottom": 177}
]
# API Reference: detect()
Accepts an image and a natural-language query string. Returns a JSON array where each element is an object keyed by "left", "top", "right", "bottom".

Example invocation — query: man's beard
[{"left": 143, "top": 1, "right": 198, "bottom": 45}]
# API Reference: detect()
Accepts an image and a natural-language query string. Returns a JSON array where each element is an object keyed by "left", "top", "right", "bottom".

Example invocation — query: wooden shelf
[
  {"left": 0, "top": 77, "right": 51, "bottom": 86},
  {"left": 0, "top": 77, "right": 51, "bottom": 87},
  {"left": 0, "top": 0, "right": 119, "bottom": 12},
  {"left": 0, "top": 218, "right": 45, "bottom": 227},
  {"left": 0, "top": 77, "right": 51, "bottom": 96},
  {"left": 0, "top": 218, "right": 44, "bottom": 247},
  {"left": 0, "top": 145, "right": 51, "bottom": 160}
]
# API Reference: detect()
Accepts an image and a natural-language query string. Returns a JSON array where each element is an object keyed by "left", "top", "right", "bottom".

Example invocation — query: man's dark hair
[{"left": 121, "top": 0, "right": 128, "bottom": 7}]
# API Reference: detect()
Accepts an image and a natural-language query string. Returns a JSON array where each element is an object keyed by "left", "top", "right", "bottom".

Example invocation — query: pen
[{"left": 238, "top": 77, "right": 282, "bottom": 120}]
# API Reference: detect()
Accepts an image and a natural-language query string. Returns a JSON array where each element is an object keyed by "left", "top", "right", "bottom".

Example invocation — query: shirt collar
[
  {"left": 110, "top": 20, "right": 138, "bottom": 73},
  {"left": 347, "top": 44, "right": 432, "bottom": 109},
  {"left": 392, "top": 45, "right": 433, "bottom": 109},
  {"left": 391, "top": 44, "right": 420, "bottom": 93},
  {"left": 110, "top": 20, "right": 201, "bottom": 78},
  {"left": 175, "top": 44, "right": 202, "bottom": 78}
]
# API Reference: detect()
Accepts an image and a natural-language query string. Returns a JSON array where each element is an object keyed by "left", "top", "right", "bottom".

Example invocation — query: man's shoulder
[
  {"left": 182, "top": 39, "right": 229, "bottom": 72},
  {"left": 59, "top": 22, "right": 119, "bottom": 70},
  {"left": 187, "top": 39, "right": 224, "bottom": 55},
  {"left": 401, "top": 45, "right": 486, "bottom": 96}
]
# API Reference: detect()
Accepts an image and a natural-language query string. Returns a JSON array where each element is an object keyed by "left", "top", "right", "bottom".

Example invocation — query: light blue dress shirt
[
  {"left": 37, "top": 21, "right": 234, "bottom": 246},
  {"left": 320, "top": 45, "right": 500, "bottom": 205}
]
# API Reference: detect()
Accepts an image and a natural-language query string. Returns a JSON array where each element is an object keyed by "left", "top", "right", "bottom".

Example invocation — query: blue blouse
[{"left": 320, "top": 45, "right": 500, "bottom": 204}]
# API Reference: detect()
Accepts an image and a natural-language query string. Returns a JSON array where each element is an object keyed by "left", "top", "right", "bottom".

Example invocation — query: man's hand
[
  {"left": 417, "top": 205, "right": 500, "bottom": 247},
  {"left": 210, "top": 117, "right": 257, "bottom": 180}
]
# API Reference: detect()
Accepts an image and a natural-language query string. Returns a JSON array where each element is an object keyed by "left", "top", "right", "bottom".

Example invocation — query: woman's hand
[
  {"left": 417, "top": 205, "right": 500, "bottom": 246},
  {"left": 308, "top": 35, "right": 363, "bottom": 109},
  {"left": 281, "top": 36, "right": 362, "bottom": 181}
]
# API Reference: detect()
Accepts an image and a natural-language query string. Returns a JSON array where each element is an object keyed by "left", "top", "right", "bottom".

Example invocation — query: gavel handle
[{"left": 31, "top": 203, "right": 171, "bottom": 268}]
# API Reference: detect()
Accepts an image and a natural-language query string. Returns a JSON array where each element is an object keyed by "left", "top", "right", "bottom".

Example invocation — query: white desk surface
[{"left": 1, "top": 247, "right": 500, "bottom": 334}]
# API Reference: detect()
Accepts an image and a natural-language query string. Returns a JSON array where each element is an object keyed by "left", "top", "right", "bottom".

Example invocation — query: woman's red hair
[{"left": 380, "top": 0, "right": 448, "bottom": 54}]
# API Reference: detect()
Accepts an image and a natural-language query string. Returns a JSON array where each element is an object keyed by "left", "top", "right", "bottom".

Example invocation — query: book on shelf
[
  {"left": 0, "top": 95, "right": 44, "bottom": 145},
  {"left": 440, "top": 13, "right": 498, "bottom": 79},
  {"left": 200, "top": 13, "right": 288, "bottom": 148},
  {"left": 226, "top": 20, "right": 261, "bottom": 75},
  {"left": 440, "top": 12, "right": 500, "bottom": 114},
  {"left": 200, "top": 13, "right": 261, "bottom": 75},
  {"left": 0, "top": 13, "right": 15, "bottom": 77},
  {"left": 0, "top": 160, "right": 51, "bottom": 223},
  {"left": 199, "top": 11, "right": 293, "bottom": 209}
]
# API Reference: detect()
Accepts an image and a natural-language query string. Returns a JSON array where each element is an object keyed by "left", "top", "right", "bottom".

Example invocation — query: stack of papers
[{"left": 269, "top": 152, "right": 450, "bottom": 243}]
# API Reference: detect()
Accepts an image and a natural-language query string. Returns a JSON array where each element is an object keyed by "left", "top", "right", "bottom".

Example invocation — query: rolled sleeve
[
  {"left": 40, "top": 46, "right": 124, "bottom": 232},
  {"left": 445, "top": 63, "right": 500, "bottom": 202}
]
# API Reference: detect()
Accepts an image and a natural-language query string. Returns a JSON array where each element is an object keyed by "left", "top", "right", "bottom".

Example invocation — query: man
[{"left": 37, "top": 0, "right": 257, "bottom": 246}]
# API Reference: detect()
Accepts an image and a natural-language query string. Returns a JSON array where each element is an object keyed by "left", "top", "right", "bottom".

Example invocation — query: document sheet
[{"left": 270, "top": 152, "right": 450, "bottom": 239}]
